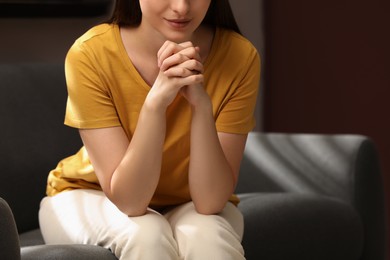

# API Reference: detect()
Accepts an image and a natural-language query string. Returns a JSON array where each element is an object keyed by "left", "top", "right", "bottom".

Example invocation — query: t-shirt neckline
[{"left": 114, "top": 24, "right": 220, "bottom": 90}]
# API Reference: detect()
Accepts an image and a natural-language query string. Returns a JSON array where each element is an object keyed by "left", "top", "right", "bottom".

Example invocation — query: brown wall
[
  {"left": 263, "top": 0, "right": 390, "bottom": 257},
  {"left": 0, "top": 16, "right": 108, "bottom": 63}
]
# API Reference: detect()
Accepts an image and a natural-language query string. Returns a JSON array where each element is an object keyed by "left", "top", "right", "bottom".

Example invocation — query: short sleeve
[
  {"left": 64, "top": 42, "right": 121, "bottom": 129},
  {"left": 215, "top": 49, "right": 260, "bottom": 134}
]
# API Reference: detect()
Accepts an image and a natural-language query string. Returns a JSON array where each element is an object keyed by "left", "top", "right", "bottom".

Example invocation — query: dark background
[
  {"left": 1, "top": 0, "right": 388, "bottom": 258},
  {"left": 263, "top": 1, "right": 390, "bottom": 258}
]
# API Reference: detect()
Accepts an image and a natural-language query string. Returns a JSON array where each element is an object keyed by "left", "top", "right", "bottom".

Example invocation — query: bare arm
[
  {"left": 186, "top": 93, "right": 247, "bottom": 214},
  {"left": 78, "top": 41, "right": 203, "bottom": 216},
  {"left": 79, "top": 99, "right": 167, "bottom": 216}
]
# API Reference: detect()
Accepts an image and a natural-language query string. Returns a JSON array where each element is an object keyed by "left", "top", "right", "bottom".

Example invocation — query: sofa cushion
[
  {"left": 238, "top": 193, "right": 364, "bottom": 260},
  {"left": 21, "top": 244, "right": 117, "bottom": 260},
  {"left": 19, "top": 229, "right": 45, "bottom": 247}
]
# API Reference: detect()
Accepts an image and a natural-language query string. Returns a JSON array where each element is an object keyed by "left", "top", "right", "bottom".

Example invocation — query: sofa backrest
[
  {"left": 2, "top": 62, "right": 382, "bottom": 240},
  {"left": 0, "top": 63, "right": 82, "bottom": 233}
]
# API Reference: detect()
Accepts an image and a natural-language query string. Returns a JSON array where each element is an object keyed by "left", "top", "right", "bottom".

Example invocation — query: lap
[
  {"left": 39, "top": 189, "right": 171, "bottom": 245},
  {"left": 39, "top": 189, "right": 245, "bottom": 259}
]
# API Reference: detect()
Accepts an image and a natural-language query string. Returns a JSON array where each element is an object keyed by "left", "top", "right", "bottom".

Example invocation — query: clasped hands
[{"left": 150, "top": 41, "right": 209, "bottom": 109}]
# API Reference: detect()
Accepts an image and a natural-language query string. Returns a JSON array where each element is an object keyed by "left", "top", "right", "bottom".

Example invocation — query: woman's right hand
[{"left": 146, "top": 41, "right": 204, "bottom": 109}]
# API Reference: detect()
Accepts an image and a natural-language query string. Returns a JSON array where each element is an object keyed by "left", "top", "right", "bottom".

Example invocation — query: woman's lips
[{"left": 165, "top": 19, "right": 191, "bottom": 29}]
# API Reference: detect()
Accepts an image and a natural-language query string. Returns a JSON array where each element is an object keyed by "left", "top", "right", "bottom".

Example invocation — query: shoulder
[
  {"left": 75, "top": 23, "right": 116, "bottom": 46},
  {"left": 66, "top": 23, "right": 119, "bottom": 65},
  {"left": 212, "top": 28, "right": 260, "bottom": 67},
  {"left": 68, "top": 24, "right": 118, "bottom": 57},
  {"left": 216, "top": 28, "right": 258, "bottom": 56},
  {"left": 210, "top": 28, "right": 260, "bottom": 74}
]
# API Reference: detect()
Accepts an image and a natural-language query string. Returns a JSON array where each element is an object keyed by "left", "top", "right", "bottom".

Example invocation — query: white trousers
[{"left": 39, "top": 189, "right": 245, "bottom": 260}]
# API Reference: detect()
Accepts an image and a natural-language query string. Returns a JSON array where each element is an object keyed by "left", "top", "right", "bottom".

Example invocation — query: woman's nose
[{"left": 170, "top": 0, "right": 190, "bottom": 16}]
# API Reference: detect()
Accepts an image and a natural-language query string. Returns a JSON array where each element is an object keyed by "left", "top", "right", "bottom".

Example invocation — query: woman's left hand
[{"left": 157, "top": 41, "right": 211, "bottom": 108}]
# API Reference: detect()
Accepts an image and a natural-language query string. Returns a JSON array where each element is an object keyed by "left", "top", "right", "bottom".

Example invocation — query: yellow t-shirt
[{"left": 46, "top": 23, "right": 260, "bottom": 208}]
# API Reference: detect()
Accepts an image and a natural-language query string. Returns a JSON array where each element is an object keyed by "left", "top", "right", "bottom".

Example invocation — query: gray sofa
[{"left": 0, "top": 63, "right": 386, "bottom": 260}]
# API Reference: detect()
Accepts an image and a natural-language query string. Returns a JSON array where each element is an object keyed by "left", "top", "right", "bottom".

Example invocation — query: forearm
[
  {"left": 188, "top": 99, "right": 235, "bottom": 215},
  {"left": 110, "top": 100, "right": 166, "bottom": 216},
  {"left": 108, "top": 43, "right": 203, "bottom": 215}
]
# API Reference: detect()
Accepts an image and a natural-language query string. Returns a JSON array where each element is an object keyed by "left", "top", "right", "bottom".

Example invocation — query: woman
[{"left": 39, "top": 0, "right": 260, "bottom": 259}]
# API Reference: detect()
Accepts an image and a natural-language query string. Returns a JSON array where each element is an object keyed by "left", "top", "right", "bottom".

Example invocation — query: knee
[
  {"left": 130, "top": 213, "right": 172, "bottom": 244},
  {"left": 116, "top": 212, "right": 178, "bottom": 259},
  {"left": 178, "top": 214, "right": 236, "bottom": 243},
  {"left": 176, "top": 214, "right": 244, "bottom": 258}
]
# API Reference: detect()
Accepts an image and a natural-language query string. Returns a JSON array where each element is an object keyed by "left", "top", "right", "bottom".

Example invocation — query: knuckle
[
  {"left": 197, "top": 74, "right": 204, "bottom": 81},
  {"left": 179, "top": 67, "right": 187, "bottom": 75},
  {"left": 186, "top": 47, "right": 197, "bottom": 57},
  {"left": 178, "top": 53, "right": 187, "bottom": 61},
  {"left": 189, "top": 74, "right": 203, "bottom": 84},
  {"left": 183, "top": 41, "right": 194, "bottom": 47}
]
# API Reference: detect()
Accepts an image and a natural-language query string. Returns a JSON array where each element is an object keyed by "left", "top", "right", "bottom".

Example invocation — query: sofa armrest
[
  {"left": 21, "top": 245, "right": 118, "bottom": 260},
  {"left": 238, "top": 192, "right": 364, "bottom": 260},
  {"left": 236, "top": 132, "right": 386, "bottom": 260},
  {"left": 0, "top": 197, "right": 21, "bottom": 260}
]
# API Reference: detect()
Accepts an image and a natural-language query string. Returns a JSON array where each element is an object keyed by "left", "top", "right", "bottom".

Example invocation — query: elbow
[
  {"left": 193, "top": 201, "right": 226, "bottom": 215},
  {"left": 106, "top": 190, "right": 149, "bottom": 217},
  {"left": 113, "top": 199, "right": 148, "bottom": 217},
  {"left": 122, "top": 207, "right": 148, "bottom": 217}
]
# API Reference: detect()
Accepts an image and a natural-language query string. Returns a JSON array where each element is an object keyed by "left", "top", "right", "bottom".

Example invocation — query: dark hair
[{"left": 106, "top": 0, "right": 241, "bottom": 34}]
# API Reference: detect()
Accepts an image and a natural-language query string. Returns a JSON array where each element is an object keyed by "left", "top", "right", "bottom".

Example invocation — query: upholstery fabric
[
  {"left": 0, "top": 198, "right": 21, "bottom": 260},
  {"left": 0, "top": 63, "right": 82, "bottom": 233},
  {"left": 236, "top": 133, "right": 386, "bottom": 260},
  {"left": 0, "top": 63, "right": 386, "bottom": 260},
  {"left": 21, "top": 245, "right": 117, "bottom": 260},
  {"left": 19, "top": 229, "right": 45, "bottom": 247},
  {"left": 238, "top": 193, "right": 363, "bottom": 260}
]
